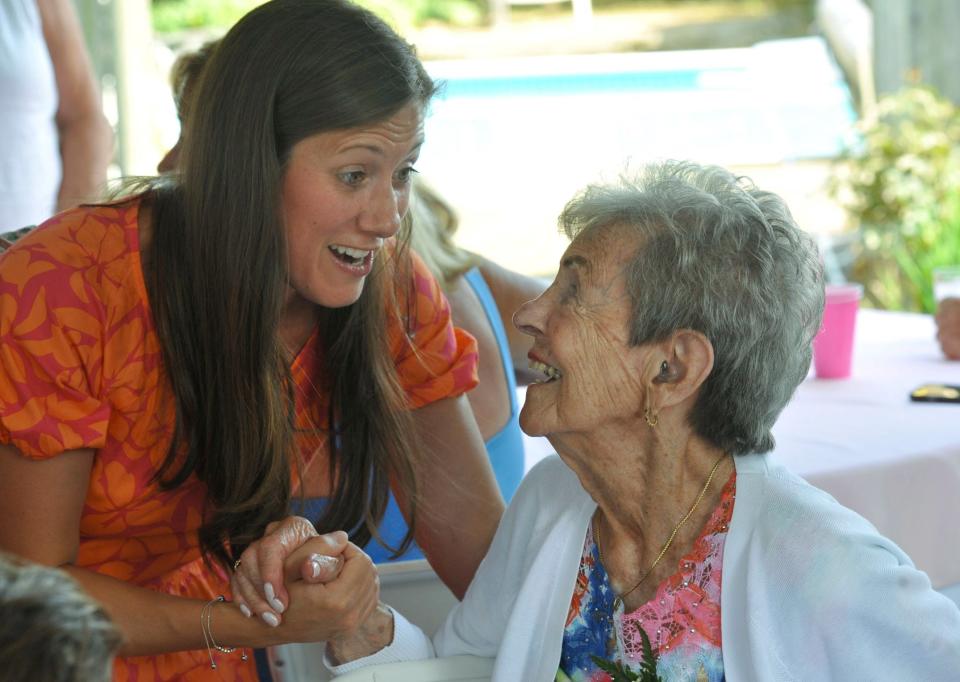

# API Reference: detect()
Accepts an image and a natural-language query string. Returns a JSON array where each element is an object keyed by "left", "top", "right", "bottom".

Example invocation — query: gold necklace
[{"left": 594, "top": 453, "right": 729, "bottom": 611}]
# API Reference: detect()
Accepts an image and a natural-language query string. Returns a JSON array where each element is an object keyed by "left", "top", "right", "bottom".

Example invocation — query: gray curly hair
[
  {"left": 559, "top": 160, "right": 825, "bottom": 455},
  {"left": 0, "top": 553, "right": 120, "bottom": 682}
]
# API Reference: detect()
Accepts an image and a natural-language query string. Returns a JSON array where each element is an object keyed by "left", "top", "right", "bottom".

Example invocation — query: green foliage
[
  {"left": 829, "top": 86, "right": 960, "bottom": 312},
  {"left": 151, "top": 0, "right": 484, "bottom": 34},
  {"left": 591, "top": 0, "right": 809, "bottom": 5},
  {"left": 149, "top": 0, "right": 810, "bottom": 34},
  {"left": 589, "top": 624, "right": 663, "bottom": 682},
  {"left": 151, "top": 0, "right": 265, "bottom": 33},
  {"left": 355, "top": 0, "right": 483, "bottom": 28},
  {"left": 416, "top": 0, "right": 483, "bottom": 26},
  {"left": 635, "top": 624, "right": 664, "bottom": 682}
]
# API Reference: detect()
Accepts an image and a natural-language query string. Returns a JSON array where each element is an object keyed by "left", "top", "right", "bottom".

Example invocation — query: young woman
[
  {"left": 0, "top": 1, "right": 503, "bottom": 679},
  {"left": 157, "top": 41, "right": 541, "bottom": 569}
]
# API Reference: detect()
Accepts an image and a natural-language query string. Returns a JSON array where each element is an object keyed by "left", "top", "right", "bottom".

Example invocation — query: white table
[
  {"left": 522, "top": 309, "right": 960, "bottom": 589},
  {"left": 771, "top": 309, "right": 960, "bottom": 589}
]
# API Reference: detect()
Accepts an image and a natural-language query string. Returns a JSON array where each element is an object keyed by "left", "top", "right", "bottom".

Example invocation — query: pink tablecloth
[{"left": 522, "top": 309, "right": 960, "bottom": 588}]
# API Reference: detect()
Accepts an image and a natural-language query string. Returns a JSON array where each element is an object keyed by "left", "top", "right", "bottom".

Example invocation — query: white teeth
[
  {"left": 529, "top": 360, "right": 562, "bottom": 381},
  {"left": 330, "top": 245, "right": 370, "bottom": 260}
]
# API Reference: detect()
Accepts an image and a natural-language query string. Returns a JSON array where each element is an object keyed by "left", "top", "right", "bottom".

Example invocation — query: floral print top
[
  {"left": 0, "top": 200, "right": 479, "bottom": 681},
  {"left": 558, "top": 472, "right": 736, "bottom": 682}
]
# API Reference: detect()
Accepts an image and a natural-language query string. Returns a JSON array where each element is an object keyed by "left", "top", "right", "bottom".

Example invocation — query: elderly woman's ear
[{"left": 647, "top": 330, "right": 714, "bottom": 412}]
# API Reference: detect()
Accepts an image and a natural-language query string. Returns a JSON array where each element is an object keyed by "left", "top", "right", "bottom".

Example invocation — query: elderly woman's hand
[
  {"left": 230, "top": 515, "right": 347, "bottom": 626},
  {"left": 272, "top": 541, "right": 381, "bottom": 644},
  {"left": 936, "top": 297, "right": 960, "bottom": 360},
  {"left": 283, "top": 534, "right": 351, "bottom": 585},
  {"left": 277, "top": 542, "right": 380, "bottom": 642},
  {"left": 326, "top": 602, "right": 395, "bottom": 665},
  {"left": 281, "top": 538, "right": 399, "bottom": 662}
]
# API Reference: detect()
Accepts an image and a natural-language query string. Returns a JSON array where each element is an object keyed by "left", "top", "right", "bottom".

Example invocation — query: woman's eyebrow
[
  {"left": 337, "top": 142, "right": 386, "bottom": 156},
  {"left": 561, "top": 253, "right": 589, "bottom": 272},
  {"left": 335, "top": 138, "right": 424, "bottom": 158}
]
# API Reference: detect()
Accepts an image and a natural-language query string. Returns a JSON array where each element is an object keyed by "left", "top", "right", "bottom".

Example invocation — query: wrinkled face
[
  {"left": 513, "top": 224, "right": 655, "bottom": 437},
  {"left": 281, "top": 103, "right": 424, "bottom": 309}
]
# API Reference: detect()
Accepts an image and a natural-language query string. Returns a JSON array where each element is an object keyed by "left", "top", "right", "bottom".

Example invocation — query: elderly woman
[{"left": 301, "top": 161, "right": 960, "bottom": 680}]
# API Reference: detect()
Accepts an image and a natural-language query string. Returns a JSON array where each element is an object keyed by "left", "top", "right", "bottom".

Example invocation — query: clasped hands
[{"left": 229, "top": 516, "right": 391, "bottom": 656}]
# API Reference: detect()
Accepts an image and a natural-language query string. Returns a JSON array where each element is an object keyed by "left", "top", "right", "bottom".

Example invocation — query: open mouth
[
  {"left": 529, "top": 359, "right": 562, "bottom": 383},
  {"left": 329, "top": 244, "right": 374, "bottom": 270}
]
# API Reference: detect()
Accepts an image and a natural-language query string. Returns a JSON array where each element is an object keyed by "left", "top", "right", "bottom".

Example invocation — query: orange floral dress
[{"left": 0, "top": 200, "right": 478, "bottom": 681}]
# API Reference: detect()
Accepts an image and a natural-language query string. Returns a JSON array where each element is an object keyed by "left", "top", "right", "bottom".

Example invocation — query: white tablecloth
[
  {"left": 522, "top": 309, "right": 960, "bottom": 588},
  {"left": 770, "top": 309, "right": 960, "bottom": 589}
]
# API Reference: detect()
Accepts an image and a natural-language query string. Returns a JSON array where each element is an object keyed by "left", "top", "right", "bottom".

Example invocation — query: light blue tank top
[
  {"left": 298, "top": 267, "right": 525, "bottom": 564},
  {"left": 462, "top": 266, "right": 525, "bottom": 500}
]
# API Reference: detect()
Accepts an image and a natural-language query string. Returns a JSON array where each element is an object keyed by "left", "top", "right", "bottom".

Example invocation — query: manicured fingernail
[
  {"left": 262, "top": 612, "right": 280, "bottom": 627},
  {"left": 310, "top": 554, "right": 338, "bottom": 577},
  {"left": 240, "top": 603, "right": 252, "bottom": 618},
  {"left": 263, "top": 582, "right": 285, "bottom": 614}
]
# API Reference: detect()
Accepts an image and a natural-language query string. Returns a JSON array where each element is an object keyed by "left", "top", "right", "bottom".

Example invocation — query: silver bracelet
[{"left": 200, "top": 595, "right": 248, "bottom": 669}]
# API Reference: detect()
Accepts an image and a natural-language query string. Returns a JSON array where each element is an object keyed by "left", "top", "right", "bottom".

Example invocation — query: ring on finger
[{"left": 233, "top": 558, "right": 242, "bottom": 571}]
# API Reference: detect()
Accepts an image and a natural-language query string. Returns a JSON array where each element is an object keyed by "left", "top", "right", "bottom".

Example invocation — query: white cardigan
[{"left": 332, "top": 454, "right": 960, "bottom": 681}]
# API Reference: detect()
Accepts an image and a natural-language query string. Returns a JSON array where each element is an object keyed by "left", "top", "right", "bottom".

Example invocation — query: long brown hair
[{"left": 143, "top": 0, "right": 435, "bottom": 569}]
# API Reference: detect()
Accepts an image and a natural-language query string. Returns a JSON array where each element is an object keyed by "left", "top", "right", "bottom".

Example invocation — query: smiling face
[
  {"left": 514, "top": 224, "right": 659, "bottom": 438},
  {"left": 280, "top": 103, "right": 424, "bottom": 310}
]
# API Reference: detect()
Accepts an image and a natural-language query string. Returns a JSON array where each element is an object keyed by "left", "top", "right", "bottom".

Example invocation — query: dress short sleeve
[
  {"left": 389, "top": 251, "right": 479, "bottom": 409},
  {"left": 0, "top": 209, "right": 123, "bottom": 458}
]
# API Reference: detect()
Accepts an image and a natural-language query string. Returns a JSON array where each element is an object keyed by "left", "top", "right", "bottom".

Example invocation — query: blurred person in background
[
  {"left": 936, "top": 298, "right": 960, "bottom": 359},
  {"left": 0, "top": 0, "right": 112, "bottom": 229},
  {"left": 156, "top": 39, "right": 218, "bottom": 177},
  {"left": 0, "top": 552, "right": 120, "bottom": 682},
  {"left": 407, "top": 178, "right": 545, "bottom": 498}
]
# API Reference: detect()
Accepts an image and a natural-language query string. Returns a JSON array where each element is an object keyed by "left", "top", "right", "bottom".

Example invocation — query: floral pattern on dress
[{"left": 558, "top": 471, "right": 736, "bottom": 682}]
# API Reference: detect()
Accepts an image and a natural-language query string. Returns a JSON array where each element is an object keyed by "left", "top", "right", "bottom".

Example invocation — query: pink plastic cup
[{"left": 813, "top": 283, "right": 863, "bottom": 379}]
